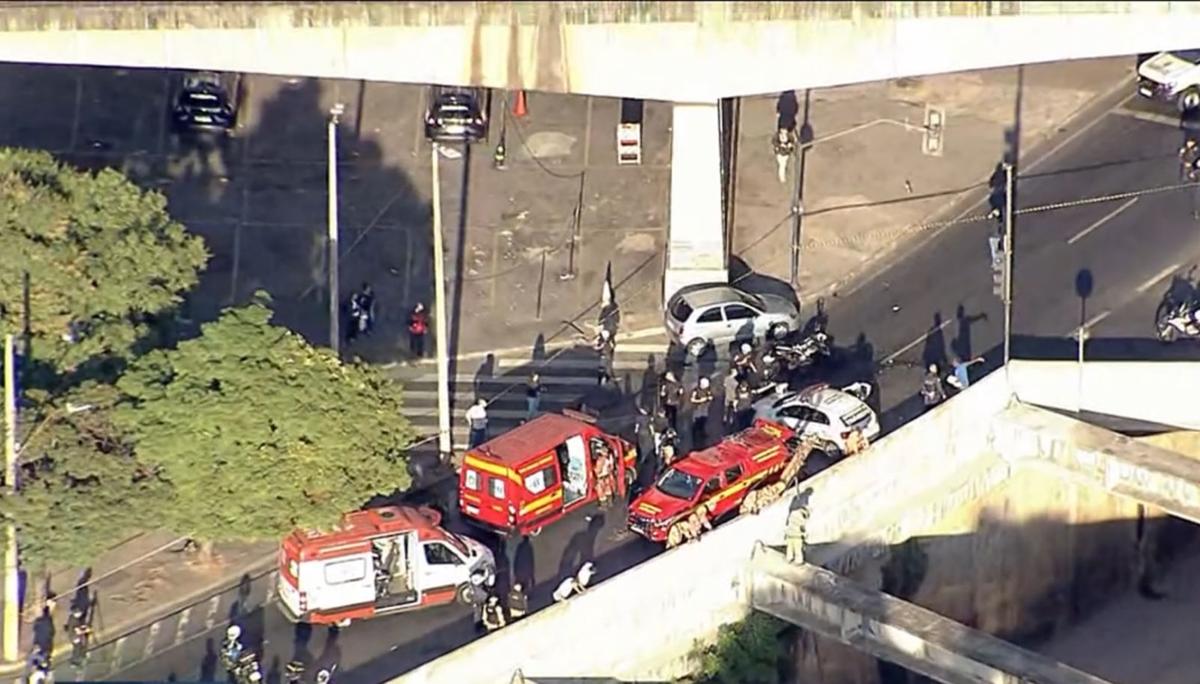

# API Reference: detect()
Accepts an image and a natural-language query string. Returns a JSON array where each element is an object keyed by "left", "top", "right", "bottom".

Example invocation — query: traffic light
[{"left": 923, "top": 105, "right": 945, "bottom": 157}]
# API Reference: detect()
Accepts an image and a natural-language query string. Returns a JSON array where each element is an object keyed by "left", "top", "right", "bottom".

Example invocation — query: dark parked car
[
  {"left": 425, "top": 87, "right": 488, "bottom": 143},
  {"left": 172, "top": 72, "right": 236, "bottom": 135}
]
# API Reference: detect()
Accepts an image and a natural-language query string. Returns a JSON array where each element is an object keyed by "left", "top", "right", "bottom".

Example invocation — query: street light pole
[
  {"left": 1003, "top": 162, "right": 1015, "bottom": 367},
  {"left": 1075, "top": 326, "right": 1088, "bottom": 414},
  {"left": 430, "top": 146, "right": 453, "bottom": 459},
  {"left": 3, "top": 335, "right": 18, "bottom": 664},
  {"left": 327, "top": 103, "right": 345, "bottom": 355}
]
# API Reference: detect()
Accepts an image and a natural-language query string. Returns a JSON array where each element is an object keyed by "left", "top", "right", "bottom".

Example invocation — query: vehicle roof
[
  {"left": 470, "top": 412, "right": 598, "bottom": 466},
  {"left": 674, "top": 422, "right": 789, "bottom": 477},
  {"left": 771, "top": 384, "right": 866, "bottom": 415},
  {"left": 291, "top": 506, "right": 442, "bottom": 550},
  {"left": 672, "top": 283, "right": 755, "bottom": 309}
]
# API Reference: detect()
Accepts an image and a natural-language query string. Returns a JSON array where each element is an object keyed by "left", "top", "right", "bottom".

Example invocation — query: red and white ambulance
[{"left": 276, "top": 505, "right": 495, "bottom": 625}]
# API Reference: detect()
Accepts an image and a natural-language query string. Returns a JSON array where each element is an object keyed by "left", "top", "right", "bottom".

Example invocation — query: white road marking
[
  {"left": 1066, "top": 197, "right": 1139, "bottom": 245},
  {"left": 142, "top": 621, "right": 161, "bottom": 660},
  {"left": 881, "top": 316, "right": 955, "bottom": 364},
  {"left": 1137, "top": 262, "right": 1184, "bottom": 293},
  {"left": 1113, "top": 107, "right": 1180, "bottom": 128},
  {"left": 1082, "top": 310, "right": 1112, "bottom": 330},
  {"left": 173, "top": 607, "right": 192, "bottom": 646}
]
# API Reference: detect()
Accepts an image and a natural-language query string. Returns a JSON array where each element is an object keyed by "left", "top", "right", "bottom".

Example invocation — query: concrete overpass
[
  {"left": 3, "top": 2, "right": 1200, "bottom": 300},
  {"left": 391, "top": 363, "right": 1200, "bottom": 683}
]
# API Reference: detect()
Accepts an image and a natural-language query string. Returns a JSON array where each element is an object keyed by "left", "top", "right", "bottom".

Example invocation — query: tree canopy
[
  {"left": 0, "top": 383, "right": 168, "bottom": 573},
  {"left": 0, "top": 147, "right": 208, "bottom": 379},
  {"left": 114, "top": 297, "right": 415, "bottom": 541}
]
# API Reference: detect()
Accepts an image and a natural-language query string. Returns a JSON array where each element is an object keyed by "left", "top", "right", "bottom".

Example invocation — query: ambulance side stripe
[
  {"left": 520, "top": 488, "right": 563, "bottom": 516},
  {"left": 463, "top": 456, "right": 523, "bottom": 485},
  {"left": 517, "top": 453, "right": 555, "bottom": 474}
]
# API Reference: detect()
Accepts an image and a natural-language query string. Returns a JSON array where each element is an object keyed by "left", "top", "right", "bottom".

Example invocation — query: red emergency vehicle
[
  {"left": 458, "top": 411, "right": 637, "bottom": 536},
  {"left": 276, "top": 506, "right": 496, "bottom": 625},
  {"left": 628, "top": 420, "right": 811, "bottom": 544}
]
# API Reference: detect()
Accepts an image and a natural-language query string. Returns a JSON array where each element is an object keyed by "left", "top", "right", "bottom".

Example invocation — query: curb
[
  {"left": 809, "top": 70, "right": 1137, "bottom": 305},
  {"left": 0, "top": 549, "right": 277, "bottom": 677},
  {"left": 387, "top": 326, "right": 667, "bottom": 368}
]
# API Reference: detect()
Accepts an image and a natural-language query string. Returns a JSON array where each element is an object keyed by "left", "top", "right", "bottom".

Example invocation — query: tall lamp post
[
  {"left": 328, "top": 103, "right": 345, "bottom": 355},
  {"left": 3, "top": 335, "right": 17, "bottom": 664},
  {"left": 430, "top": 145, "right": 453, "bottom": 459}
]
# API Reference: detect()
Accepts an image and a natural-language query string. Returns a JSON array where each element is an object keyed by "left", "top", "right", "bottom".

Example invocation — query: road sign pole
[
  {"left": 3, "top": 335, "right": 19, "bottom": 664},
  {"left": 1002, "top": 162, "right": 1015, "bottom": 368},
  {"left": 430, "top": 146, "right": 453, "bottom": 459}
]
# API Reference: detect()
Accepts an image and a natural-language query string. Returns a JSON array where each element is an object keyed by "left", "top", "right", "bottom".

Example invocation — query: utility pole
[
  {"left": 3, "top": 335, "right": 18, "bottom": 664},
  {"left": 1002, "top": 162, "right": 1015, "bottom": 367},
  {"left": 1074, "top": 326, "right": 1088, "bottom": 413},
  {"left": 430, "top": 146, "right": 453, "bottom": 459},
  {"left": 327, "top": 103, "right": 345, "bottom": 355}
]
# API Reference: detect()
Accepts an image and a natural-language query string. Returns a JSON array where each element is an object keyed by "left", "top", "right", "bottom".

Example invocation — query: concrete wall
[
  {"left": 394, "top": 372, "right": 1017, "bottom": 683},
  {"left": 3, "top": 3, "right": 1200, "bottom": 99}
]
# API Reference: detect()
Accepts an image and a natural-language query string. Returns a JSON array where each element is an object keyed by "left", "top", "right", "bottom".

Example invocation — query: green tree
[
  {"left": 688, "top": 613, "right": 789, "bottom": 684},
  {"left": 0, "top": 382, "right": 167, "bottom": 573},
  {"left": 0, "top": 148, "right": 208, "bottom": 379},
  {"left": 115, "top": 297, "right": 414, "bottom": 542}
]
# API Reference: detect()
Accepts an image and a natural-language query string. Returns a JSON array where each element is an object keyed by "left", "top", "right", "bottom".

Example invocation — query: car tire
[
  {"left": 1179, "top": 88, "right": 1200, "bottom": 113},
  {"left": 455, "top": 583, "right": 476, "bottom": 606},
  {"left": 769, "top": 322, "right": 790, "bottom": 340},
  {"left": 686, "top": 338, "right": 709, "bottom": 358}
]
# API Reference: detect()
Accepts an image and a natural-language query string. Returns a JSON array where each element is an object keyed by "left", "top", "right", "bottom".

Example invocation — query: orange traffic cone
[{"left": 512, "top": 90, "right": 528, "bottom": 119}]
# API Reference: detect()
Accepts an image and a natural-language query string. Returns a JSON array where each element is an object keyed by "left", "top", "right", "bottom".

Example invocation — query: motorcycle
[
  {"left": 1156, "top": 298, "right": 1200, "bottom": 342},
  {"left": 232, "top": 651, "right": 263, "bottom": 684},
  {"left": 284, "top": 660, "right": 306, "bottom": 684},
  {"left": 220, "top": 629, "right": 244, "bottom": 675},
  {"left": 774, "top": 331, "right": 833, "bottom": 371}
]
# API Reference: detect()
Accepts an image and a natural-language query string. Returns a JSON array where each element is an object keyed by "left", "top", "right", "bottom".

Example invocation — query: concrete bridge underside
[{"left": 6, "top": 2, "right": 1200, "bottom": 299}]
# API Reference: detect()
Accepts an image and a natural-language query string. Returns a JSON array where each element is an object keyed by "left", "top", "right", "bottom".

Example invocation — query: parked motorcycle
[
  {"left": 774, "top": 331, "right": 833, "bottom": 371},
  {"left": 1155, "top": 299, "right": 1200, "bottom": 342}
]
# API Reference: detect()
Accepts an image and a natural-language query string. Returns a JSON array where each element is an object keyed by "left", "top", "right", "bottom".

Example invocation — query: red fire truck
[
  {"left": 627, "top": 420, "right": 813, "bottom": 545},
  {"left": 276, "top": 506, "right": 496, "bottom": 625},
  {"left": 458, "top": 411, "right": 637, "bottom": 536}
]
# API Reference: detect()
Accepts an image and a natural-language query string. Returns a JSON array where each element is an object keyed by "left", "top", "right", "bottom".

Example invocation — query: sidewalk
[
  {"left": 1, "top": 531, "right": 275, "bottom": 678},
  {"left": 731, "top": 56, "right": 1134, "bottom": 301}
]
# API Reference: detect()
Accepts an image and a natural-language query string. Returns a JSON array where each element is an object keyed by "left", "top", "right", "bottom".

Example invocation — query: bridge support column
[{"left": 664, "top": 101, "right": 727, "bottom": 306}]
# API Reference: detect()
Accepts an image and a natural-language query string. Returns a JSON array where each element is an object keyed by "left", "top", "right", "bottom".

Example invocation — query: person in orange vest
[{"left": 408, "top": 303, "right": 428, "bottom": 358}]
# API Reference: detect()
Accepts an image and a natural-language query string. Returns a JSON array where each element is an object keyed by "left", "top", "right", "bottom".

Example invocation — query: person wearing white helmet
[
  {"left": 220, "top": 625, "right": 244, "bottom": 673},
  {"left": 732, "top": 342, "right": 756, "bottom": 382}
]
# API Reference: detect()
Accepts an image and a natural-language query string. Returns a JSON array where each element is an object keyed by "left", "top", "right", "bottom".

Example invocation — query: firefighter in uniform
[
  {"left": 593, "top": 443, "right": 615, "bottom": 507},
  {"left": 482, "top": 595, "right": 507, "bottom": 632},
  {"left": 507, "top": 583, "right": 529, "bottom": 621},
  {"left": 732, "top": 343, "right": 757, "bottom": 383},
  {"left": 658, "top": 371, "right": 684, "bottom": 430},
  {"left": 785, "top": 496, "right": 811, "bottom": 563}
]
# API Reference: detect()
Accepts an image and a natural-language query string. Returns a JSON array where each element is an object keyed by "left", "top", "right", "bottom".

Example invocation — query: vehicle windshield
[
  {"left": 669, "top": 298, "right": 693, "bottom": 322},
  {"left": 654, "top": 467, "right": 702, "bottom": 501},
  {"left": 733, "top": 289, "right": 766, "bottom": 309},
  {"left": 443, "top": 531, "right": 470, "bottom": 556}
]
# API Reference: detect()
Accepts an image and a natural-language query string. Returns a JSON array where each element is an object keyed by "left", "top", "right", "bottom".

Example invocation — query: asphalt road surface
[{"left": 112, "top": 96, "right": 1200, "bottom": 683}]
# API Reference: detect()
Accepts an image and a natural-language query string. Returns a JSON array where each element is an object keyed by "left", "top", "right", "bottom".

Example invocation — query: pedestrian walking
[
  {"left": 507, "top": 583, "right": 529, "bottom": 621},
  {"left": 357, "top": 283, "right": 377, "bottom": 335},
  {"left": 734, "top": 381, "right": 756, "bottom": 431},
  {"left": 525, "top": 373, "right": 542, "bottom": 421},
  {"left": 658, "top": 371, "right": 683, "bottom": 430},
  {"left": 594, "top": 328, "right": 616, "bottom": 386},
  {"left": 466, "top": 398, "right": 489, "bottom": 448},
  {"left": 482, "top": 595, "right": 507, "bottom": 632},
  {"left": 689, "top": 377, "right": 714, "bottom": 448},
  {"left": 408, "top": 303, "right": 429, "bottom": 358},
  {"left": 772, "top": 127, "right": 797, "bottom": 184},
  {"left": 723, "top": 369, "right": 740, "bottom": 434},
  {"left": 947, "top": 355, "right": 985, "bottom": 391},
  {"left": 921, "top": 364, "right": 947, "bottom": 411}
]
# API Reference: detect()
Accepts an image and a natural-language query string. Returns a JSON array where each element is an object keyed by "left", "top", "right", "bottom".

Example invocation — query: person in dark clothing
[
  {"left": 722, "top": 368, "right": 740, "bottom": 434},
  {"left": 507, "top": 583, "right": 528, "bottom": 621},
  {"left": 525, "top": 373, "right": 542, "bottom": 420},
  {"left": 689, "top": 377, "right": 714, "bottom": 448},
  {"left": 594, "top": 329, "right": 616, "bottom": 386},
  {"left": 734, "top": 380, "right": 755, "bottom": 431},
  {"left": 658, "top": 371, "right": 683, "bottom": 430},
  {"left": 408, "top": 303, "right": 428, "bottom": 358},
  {"left": 357, "top": 283, "right": 377, "bottom": 334},
  {"left": 732, "top": 343, "right": 757, "bottom": 383}
]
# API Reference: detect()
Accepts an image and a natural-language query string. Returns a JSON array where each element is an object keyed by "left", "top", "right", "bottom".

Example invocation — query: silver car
[
  {"left": 664, "top": 283, "right": 801, "bottom": 357},
  {"left": 752, "top": 383, "right": 880, "bottom": 456}
]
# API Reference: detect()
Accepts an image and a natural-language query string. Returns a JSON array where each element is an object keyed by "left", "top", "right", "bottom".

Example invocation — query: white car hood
[{"left": 1139, "top": 52, "right": 1196, "bottom": 85}]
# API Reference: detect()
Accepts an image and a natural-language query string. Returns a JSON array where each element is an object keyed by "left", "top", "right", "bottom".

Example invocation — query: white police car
[{"left": 752, "top": 382, "right": 880, "bottom": 456}]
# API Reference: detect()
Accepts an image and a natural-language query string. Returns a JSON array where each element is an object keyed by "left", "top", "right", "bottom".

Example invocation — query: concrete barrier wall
[
  {"left": 2, "top": 8, "right": 1200, "bottom": 98},
  {"left": 394, "top": 372, "right": 1016, "bottom": 683}
]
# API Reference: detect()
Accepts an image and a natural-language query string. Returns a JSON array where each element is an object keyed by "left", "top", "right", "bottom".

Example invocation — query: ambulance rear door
[
  {"left": 310, "top": 548, "right": 375, "bottom": 613},
  {"left": 373, "top": 530, "right": 420, "bottom": 610}
]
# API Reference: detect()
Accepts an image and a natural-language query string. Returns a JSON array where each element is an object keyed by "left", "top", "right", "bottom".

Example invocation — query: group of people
[
  {"left": 920, "top": 355, "right": 985, "bottom": 410},
  {"left": 344, "top": 283, "right": 377, "bottom": 344},
  {"left": 473, "top": 572, "right": 531, "bottom": 634}
]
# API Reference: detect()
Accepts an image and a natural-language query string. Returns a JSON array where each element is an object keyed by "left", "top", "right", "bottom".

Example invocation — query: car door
[
  {"left": 722, "top": 304, "right": 758, "bottom": 343},
  {"left": 418, "top": 540, "right": 467, "bottom": 593},
  {"left": 693, "top": 306, "right": 726, "bottom": 342}
]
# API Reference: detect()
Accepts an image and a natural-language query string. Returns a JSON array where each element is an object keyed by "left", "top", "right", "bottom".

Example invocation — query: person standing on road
[
  {"left": 594, "top": 329, "right": 616, "bottom": 386},
  {"left": 689, "top": 377, "right": 714, "bottom": 448},
  {"left": 525, "top": 373, "right": 542, "bottom": 421},
  {"left": 723, "top": 368, "right": 740, "bottom": 434},
  {"left": 947, "top": 355, "right": 985, "bottom": 391},
  {"left": 408, "top": 303, "right": 428, "bottom": 359},
  {"left": 772, "top": 127, "right": 797, "bottom": 184},
  {"left": 658, "top": 371, "right": 683, "bottom": 430},
  {"left": 734, "top": 380, "right": 755, "bottom": 431},
  {"left": 921, "top": 364, "right": 947, "bottom": 411},
  {"left": 482, "top": 595, "right": 507, "bottom": 633},
  {"left": 507, "top": 583, "right": 529, "bottom": 621},
  {"left": 732, "top": 343, "right": 757, "bottom": 383},
  {"left": 357, "top": 283, "right": 377, "bottom": 335},
  {"left": 466, "top": 398, "right": 489, "bottom": 448}
]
